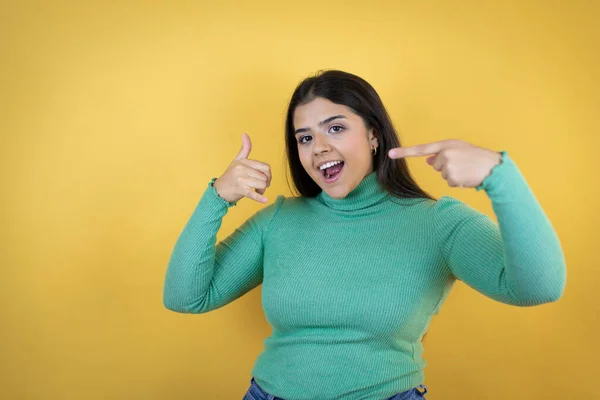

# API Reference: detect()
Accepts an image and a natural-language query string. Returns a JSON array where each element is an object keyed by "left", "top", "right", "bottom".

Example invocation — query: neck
[{"left": 316, "top": 171, "right": 390, "bottom": 211}]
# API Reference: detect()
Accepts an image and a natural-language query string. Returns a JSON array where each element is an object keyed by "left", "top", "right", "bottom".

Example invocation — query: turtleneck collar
[{"left": 316, "top": 171, "right": 390, "bottom": 211}]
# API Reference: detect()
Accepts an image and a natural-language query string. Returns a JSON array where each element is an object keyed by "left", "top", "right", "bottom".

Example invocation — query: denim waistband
[{"left": 245, "top": 377, "right": 428, "bottom": 400}]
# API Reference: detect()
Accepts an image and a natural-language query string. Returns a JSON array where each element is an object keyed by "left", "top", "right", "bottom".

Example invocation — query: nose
[{"left": 312, "top": 132, "right": 331, "bottom": 154}]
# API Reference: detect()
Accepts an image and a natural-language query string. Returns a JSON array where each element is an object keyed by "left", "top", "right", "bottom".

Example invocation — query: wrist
[{"left": 211, "top": 178, "right": 236, "bottom": 205}]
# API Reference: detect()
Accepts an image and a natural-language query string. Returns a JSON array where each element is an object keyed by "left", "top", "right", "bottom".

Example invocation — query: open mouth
[{"left": 320, "top": 161, "right": 345, "bottom": 182}]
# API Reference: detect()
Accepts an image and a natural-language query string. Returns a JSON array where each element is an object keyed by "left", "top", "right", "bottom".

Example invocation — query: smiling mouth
[{"left": 320, "top": 161, "right": 345, "bottom": 181}]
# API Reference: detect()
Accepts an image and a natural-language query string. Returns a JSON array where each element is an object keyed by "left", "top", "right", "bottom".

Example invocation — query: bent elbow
[
  {"left": 163, "top": 293, "right": 209, "bottom": 314},
  {"left": 517, "top": 262, "right": 567, "bottom": 306},
  {"left": 540, "top": 264, "right": 567, "bottom": 304},
  {"left": 542, "top": 281, "right": 566, "bottom": 304},
  {"left": 531, "top": 290, "right": 564, "bottom": 306},
  {"left": 515, "top": 281, "right": 566, "bottom": 307},
  {"left": 163, "top": 295, "right": 188, "bottom": 313}
]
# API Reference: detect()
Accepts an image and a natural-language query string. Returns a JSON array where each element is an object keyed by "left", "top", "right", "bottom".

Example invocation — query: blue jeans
[{"left": 243, "top": 377, "right": 428, "bottom": 400}]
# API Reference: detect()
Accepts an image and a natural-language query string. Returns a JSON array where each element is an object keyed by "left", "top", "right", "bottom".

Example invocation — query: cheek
[
  {"left": 343, "top": 138, "right": 368, "bottom": 159},
  {"left": 297, "top": 148, "right": 313, "bottom": 172}
]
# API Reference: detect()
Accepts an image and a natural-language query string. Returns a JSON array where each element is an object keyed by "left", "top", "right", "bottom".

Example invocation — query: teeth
[{"left": 319, "top": 160, "right": 343, "bottom": 170}]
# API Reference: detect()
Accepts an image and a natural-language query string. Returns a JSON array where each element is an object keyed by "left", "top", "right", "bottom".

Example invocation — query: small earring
[{"left": 371, "top": 146, "right": 378, "bottom": 156}]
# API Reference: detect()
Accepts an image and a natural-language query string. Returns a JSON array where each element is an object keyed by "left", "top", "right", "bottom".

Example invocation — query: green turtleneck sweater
[{"left": 163, "top": 151, "right": 566, "bottom": 400}]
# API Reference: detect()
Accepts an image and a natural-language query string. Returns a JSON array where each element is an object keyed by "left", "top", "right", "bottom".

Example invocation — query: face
[{"left": 293, "top": 97, "right": 378, "bottom": 199}]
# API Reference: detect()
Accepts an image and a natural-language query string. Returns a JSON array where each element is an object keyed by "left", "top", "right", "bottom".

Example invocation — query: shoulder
[
  {"left": 393, "top": 195, "right": 471, "bottom": 216},
  {"left": 257, "top": 194, "right": 287, "bottom": 218},
  {"left": 250, "top": 194, "right": 317, "bottom": 233},
  {"left": 433, "top": 195, "right": 488, "bottom": 225},
  {"left": 433, "top": 196, "right": 493, "bottom": 236},
  {"left": 434, "top": 195, "right": 473, "bottom": 215},
  {"left": 243, "top": 194, "right": 287, "bottom": 232}
]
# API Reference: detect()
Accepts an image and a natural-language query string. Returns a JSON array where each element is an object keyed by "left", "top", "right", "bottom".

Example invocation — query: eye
[
  {"left": 329, "top": 125, "right": 344, "bottom": 133},
  {"left": 297, "top": 125, "right": 343, "bottom": 145},
  {"left": 298, "top": 135, "right": 312, "bottom": 144}
]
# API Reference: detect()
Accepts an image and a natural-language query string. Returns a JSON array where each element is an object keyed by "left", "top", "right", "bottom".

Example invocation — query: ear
[{"left": 368, "top": 128, "right": 379, "bottom": 147}]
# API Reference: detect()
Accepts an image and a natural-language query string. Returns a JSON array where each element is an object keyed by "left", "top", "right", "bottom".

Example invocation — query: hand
[
  {"left": 388, "top": 139, "right": 502, "bottom": 188},
  {"left": 213, "top": 133, "right": 272, "bottom": 203}
]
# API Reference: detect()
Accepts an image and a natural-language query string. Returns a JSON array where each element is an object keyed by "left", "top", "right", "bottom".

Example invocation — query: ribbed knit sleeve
[
  {"left": 163, "top": 178, "right": 285, "bottom": 313},
  {"left": 434, "top": 151, "right": 567, "bottom": 306}
]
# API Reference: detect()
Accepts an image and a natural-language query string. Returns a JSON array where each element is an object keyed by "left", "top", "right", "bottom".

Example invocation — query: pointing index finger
[{"left": 388, "top": 140, "right": 450, "bottom": 159}]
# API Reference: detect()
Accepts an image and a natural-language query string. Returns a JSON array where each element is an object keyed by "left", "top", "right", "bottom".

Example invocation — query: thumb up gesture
[{"left": 212, "top": 133, "right": 272, "bottom": 204}]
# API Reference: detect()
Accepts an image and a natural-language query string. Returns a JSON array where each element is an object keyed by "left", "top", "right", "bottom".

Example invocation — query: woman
[{"left": 163, "top": 70, "right": 566, "bottom": 400}]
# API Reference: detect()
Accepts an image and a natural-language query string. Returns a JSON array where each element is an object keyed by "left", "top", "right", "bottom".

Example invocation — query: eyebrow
[{"left": 294, "top": 115, "right": 347, "bottom": 135}]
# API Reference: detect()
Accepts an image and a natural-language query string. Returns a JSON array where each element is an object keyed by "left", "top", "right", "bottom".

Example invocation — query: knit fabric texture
[{"left": 163, "top": 150, "right": 566, "bottom": 400}]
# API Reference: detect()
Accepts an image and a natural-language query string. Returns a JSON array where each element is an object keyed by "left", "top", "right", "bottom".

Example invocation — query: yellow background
[{"left": 1, "top": 1, "right": 597, "bottom": 399}]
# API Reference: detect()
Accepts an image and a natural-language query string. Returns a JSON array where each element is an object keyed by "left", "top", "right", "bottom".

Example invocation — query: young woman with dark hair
[{"left": 163, "top": 70, "right": 566, "bottom": 400}]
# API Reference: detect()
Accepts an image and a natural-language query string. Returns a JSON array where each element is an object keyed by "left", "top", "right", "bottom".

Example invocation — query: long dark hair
[{"left": 284, "top": 69, "right": 436, "bottom": 202}]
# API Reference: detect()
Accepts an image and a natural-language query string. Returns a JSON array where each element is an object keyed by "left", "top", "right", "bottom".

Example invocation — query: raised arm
[
  {"left": 163, "top": 178, "right": 284, "bottom": 313},
  {"left": 434, "top": 151, "right": 566, "bottom": 306},
  {"left": 163, "top": 133, "right": 283, "bottom": 313}
]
